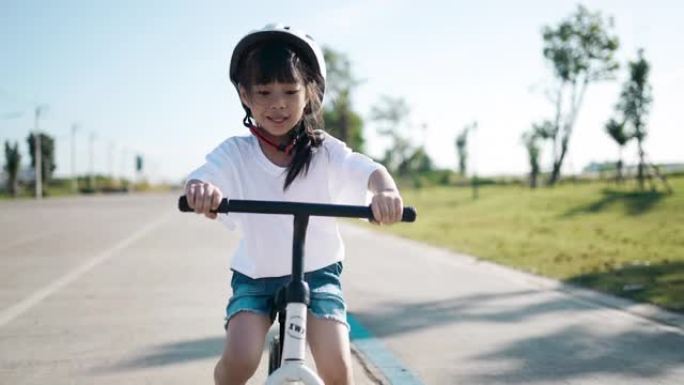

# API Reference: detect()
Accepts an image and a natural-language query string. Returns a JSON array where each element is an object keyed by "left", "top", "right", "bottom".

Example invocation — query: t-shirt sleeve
[
  {"left": 185, "top": 140, "right": 238, "bottom": 230},
  {"left": 325, "top": 135, "right": 386, "bottom": 205}
]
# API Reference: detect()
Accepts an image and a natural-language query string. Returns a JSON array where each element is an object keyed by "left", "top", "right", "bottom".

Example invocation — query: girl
[{"left": 185, "top": 24, "right": 403, "bottom": 385}]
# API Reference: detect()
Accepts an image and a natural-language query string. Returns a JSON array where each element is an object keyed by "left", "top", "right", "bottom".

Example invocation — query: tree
[
  {"left": 323, "top": 89, "right": 365, "bottom": 152},
  {"left": 27, "top": 132, "right": 56, "bottom": 194},
  {"left": 541, "top": 5, "right": 619, "bottom": 185},
  {"left": 4, "top": 141, "right": 21, "bottom": 196},
  {"left": 521, "top": 128, "right": 542, "bottom": 188},
  {"left": 322, "top": 47, "right": 365, "bottom": 152},
  {"left": 371, "top": 96, "right": 410, "bottom": 174},
  {"left": 609, "top": 49, "right": 654, "bottom": 190},
  {"left": 398, "top": 146, "right": 433, "bottom": 176},
  {"left": 604, "top": 118, "right": 629, "bottom": 183},
  {"left": 455, "top": 122, "right": 476, "bottom": 176},
  {"left": 371, "top": 96, "right": 432, "bottom": 177}
]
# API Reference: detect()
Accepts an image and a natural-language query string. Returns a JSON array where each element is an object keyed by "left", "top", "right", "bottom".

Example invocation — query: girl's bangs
[{"left": 249, "top": 44, "right": 302, "bottom": 85}]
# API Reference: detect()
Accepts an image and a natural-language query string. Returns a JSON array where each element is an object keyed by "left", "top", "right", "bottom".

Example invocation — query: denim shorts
[{"left": 225, "top": 262, "right": 348, "bottom": 330}]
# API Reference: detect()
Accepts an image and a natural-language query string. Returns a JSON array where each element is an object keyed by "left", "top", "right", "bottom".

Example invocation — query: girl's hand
[
  {"left": 370, "top": 189, "right": 404, "bottom": 225},
  {"left": 185, "top": 179, "right": 223, "bottom": 219}
]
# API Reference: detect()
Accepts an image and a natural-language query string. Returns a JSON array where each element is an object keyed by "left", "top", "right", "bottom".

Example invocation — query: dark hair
[{"left": 235, "top": 41, "right": 325, "bottom": 190}]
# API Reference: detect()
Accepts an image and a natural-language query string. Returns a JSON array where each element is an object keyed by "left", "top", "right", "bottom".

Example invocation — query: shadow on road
[
  {"left": 94, "top": 329, "right": 281, "bottom": 372},
  {"left": 351, "top": 289, "right": 684, "bottom": 382},
  {"left": 470, "top": 324, "right": 684, "bottom": 383},
  {"left": 94, "top": 336, "right": 224, "bottom": 372},
  {"left": 351, "top": 290, "right": 590, "bottom": 338}
]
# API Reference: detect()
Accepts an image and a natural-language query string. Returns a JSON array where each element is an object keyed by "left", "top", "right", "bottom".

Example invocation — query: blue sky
[{"left": 1, "top": 0, "right": 682, "bottom": 182}]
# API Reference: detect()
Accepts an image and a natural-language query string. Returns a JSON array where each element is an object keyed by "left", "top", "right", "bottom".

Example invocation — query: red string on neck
[{"left": 247, "top": 123, "right": 298, "bottom": 155}]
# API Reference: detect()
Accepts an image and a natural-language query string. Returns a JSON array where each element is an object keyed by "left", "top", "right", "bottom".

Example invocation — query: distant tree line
[
  {"left": 7, "top": 10, "right": 668, "bottom": 198},
  {"left": 325, "top": 5, "right": 671, "bottom": 194}
]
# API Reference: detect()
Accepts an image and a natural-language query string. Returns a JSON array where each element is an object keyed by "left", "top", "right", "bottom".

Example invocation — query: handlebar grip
[
  {"left": 178, "top": 196, "right": 229, "bottom": 213},
  {"left": 401, "top": 207, "right": 417, "bottom": 222},
  {"left": 179, "top": 196, "right": 192, "bottom": 212}
]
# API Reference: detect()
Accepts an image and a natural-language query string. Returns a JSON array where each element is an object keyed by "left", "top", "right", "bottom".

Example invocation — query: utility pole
[
  {"left": 33, "top": 106, "right": 45, "bottom": 199},
  {"left": 470, "top": 121, "right": 479, "bottom": 200},
  {"left": 119, "top": 146, "right": 132, "bottom": 192},
  {"left": 71, "top": 123, "right": 79, "bottom": 193},
  {"left": 120, "top": 147, "right": 129, "bottom": 186},
  {"left": 89, "top": 132, "right": 96, "bottom": 191},
  {"left": 108, "top": 141, "right": 115, "bottom": 182}
]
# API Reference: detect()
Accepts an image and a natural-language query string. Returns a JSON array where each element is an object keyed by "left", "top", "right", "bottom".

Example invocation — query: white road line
[{"left": 0, "top": 214, "right": 172, "bottom": 328}]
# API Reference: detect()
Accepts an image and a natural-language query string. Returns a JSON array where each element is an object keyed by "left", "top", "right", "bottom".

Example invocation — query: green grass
[{"left": 369, "top": 177, "right": 684, "bottom": 312}]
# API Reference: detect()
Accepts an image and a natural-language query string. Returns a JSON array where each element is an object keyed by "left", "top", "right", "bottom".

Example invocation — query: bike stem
[
  {"left": 292, "top": 215, "right": 308, "bottom": 287},
  {"left": 279, "top": 214, "right": 311, "bottom": 364},
  {"left": 287, "top": 214, "right": 310, "bottom": 306}
]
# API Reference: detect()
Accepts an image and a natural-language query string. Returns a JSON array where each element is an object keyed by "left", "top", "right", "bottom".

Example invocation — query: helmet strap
[{"left": 243, "top": 116, "right": 302, "bottom": 155}]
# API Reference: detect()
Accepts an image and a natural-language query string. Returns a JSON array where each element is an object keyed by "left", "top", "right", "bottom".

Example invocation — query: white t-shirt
[{"left": 186, "top": 133, "right": 385, "bottom": 278}]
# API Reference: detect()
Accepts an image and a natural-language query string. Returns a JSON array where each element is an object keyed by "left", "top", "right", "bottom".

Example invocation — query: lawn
[{"left": 369, "top": 176, "right": 684, "bottom": 312}]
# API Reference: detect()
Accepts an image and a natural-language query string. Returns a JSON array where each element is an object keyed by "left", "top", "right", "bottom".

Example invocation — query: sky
[{"left": 1, "top": 0, "right": 683, "bottom": 183}]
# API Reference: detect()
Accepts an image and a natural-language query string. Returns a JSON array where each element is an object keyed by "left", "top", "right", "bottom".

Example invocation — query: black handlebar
[{"left": 178, "top": 196, "right": 416, "bottom": 223}]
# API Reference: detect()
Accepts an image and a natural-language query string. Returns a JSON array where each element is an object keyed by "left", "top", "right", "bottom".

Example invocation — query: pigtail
[{"left": 283, "top": 90, "right": 323, "bottom": 188}]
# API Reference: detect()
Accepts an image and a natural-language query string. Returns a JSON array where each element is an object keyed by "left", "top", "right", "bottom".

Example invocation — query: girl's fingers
[
  {"left": 194, "top": 185, "right": 205, "bottom": 213},
  {"left": 378, "top": 197, "right": 403, "bottom": 224},
  {"left": 393, "top": 199, "right": 403, "bottom": 222},
  {"left": 186, "top": 185, "right": 196, "bottom": 209},
  {"left": 207, "top": 190, "right": 221, "bottom": 220},
  {"left": 187, "top": 182, "right": 223, "bottom": 219},
  {"left": 371, "top": 200, "right": 383, "bottom": 225},
  {"left": 211, "top": 190, "right": 222, "bottom": 210},
  {"left": 382, "top": 200, "right": 391, "bottom": 223},
  {"left": 185, "top": 182, "right": 223, "bottom": 219},
  {"left": 193, "top": 184, "right": 205, "bottom": 213},
  {"left": 202, "top": 186, "right": 214, "bottom": 214}
]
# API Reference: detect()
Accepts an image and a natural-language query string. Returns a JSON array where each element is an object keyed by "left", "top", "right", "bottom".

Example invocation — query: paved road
[
  {"left": 1, "top": 193, "right": 683, "bottom": 385},
  {"left": 0, "top": 194, "right": 376, "bottom": 384}
]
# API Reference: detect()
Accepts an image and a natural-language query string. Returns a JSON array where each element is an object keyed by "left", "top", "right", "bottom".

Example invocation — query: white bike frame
[{"left": 265, "top": 303, "right": 323, "bottom": 385}]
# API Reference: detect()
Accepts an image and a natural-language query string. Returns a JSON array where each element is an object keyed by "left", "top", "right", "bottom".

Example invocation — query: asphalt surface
[{"left": 1, "top": 193, "right": 683, "bottom": 384}]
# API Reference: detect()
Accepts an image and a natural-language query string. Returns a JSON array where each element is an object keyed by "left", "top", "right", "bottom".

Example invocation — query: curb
[
  {"left": 347, "top": 314, "right": 425, "bottom": 385},
  {"left": 350, "top": 344, "right": 388, "bottom": 385}
]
